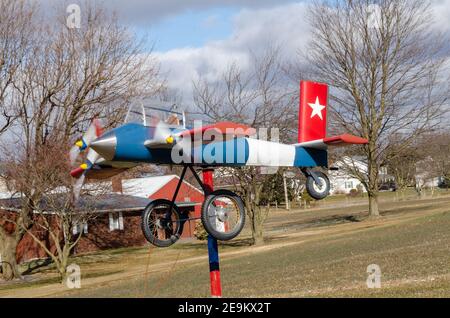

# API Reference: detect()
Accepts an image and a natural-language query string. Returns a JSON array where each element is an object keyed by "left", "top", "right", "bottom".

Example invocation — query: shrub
[
  {"left": 194, "top": 221, "right": 208, "bottom": 241},
  {"left": 301, "top": 190, "right": 313, "bottom": 203}
]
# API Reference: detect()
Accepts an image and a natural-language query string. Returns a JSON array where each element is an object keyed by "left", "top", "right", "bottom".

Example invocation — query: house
[
  {"left": 119, "top": 175, "right": 204, "bottom": 207},
  {"left": 415, "top": 156, "right": 445, "bottom": 189},
  {"left": 0, "top": 175, "right": 204, "bottom": 263},
  {"left": 328, "top": 157, "right": 368, "bottom": 195},
  {"left": 115, "top": 174, "right": 204, "bottom": 217},
  {"left": 328, "top": 155, "right": 449, "bottom": 194},
  {"left": 328, "top": 157, "right": 396, "bottom": 194}
]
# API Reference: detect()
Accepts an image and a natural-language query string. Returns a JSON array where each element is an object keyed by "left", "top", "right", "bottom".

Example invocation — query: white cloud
[
  {"left": 432, "top": 0, "right": 450, "bottom": 31},
  {"left": 155, "top": 46, "right": 251, "bottom": 95},
  {"left": 156, "top": 0, "right": 450, "bottom": 103},
  {"left": 155, "top": 2, "right": 310, "bottom": 100},
  {"left": 39, "top": 0, "right": 296, "bottom": 26}
]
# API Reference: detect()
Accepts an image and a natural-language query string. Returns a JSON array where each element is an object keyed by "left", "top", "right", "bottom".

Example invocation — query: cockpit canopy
[{"left": 125, "top": 100, "right": 186, "bottom": 128}]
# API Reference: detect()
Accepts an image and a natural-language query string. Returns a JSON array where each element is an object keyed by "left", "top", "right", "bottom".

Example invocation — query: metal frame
[{"left": 164, "top": 165, "right": 211, "bottom": 222}]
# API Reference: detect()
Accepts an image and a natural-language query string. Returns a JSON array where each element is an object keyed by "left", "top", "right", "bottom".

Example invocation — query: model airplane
[{"left": 69, "top": 81, "right": 368, "bottom": 247}]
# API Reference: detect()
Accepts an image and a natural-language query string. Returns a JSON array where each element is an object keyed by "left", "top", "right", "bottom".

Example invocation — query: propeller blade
[
  {"left": 73, "top": 173, "right": 86, "bottom": 200},
  {"left": 70, "top": 166, "right": 85, "bottom": 178},
  {"left": 69, "top": 119, "right": 104, "bottom": 168},
  {"left": 154, "top": 120, "right": 173, "bottom": 143},
  {"left": 69, "top": 145, "right": 81, "bottom": 166},
  {"left": 86, "top": 148, "right": 100, "bottom": 166},
  {"left": 84, "top": 119, "right": 102, "bottom": 144},
  {"left": 70, "top": 120, "right": 104, "bottom": 200}
]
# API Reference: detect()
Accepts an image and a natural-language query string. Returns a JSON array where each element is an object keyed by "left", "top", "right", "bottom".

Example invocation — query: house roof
[
  {"left": 121, "top": 175, "right": 203, "bottom": 198},
  {"left": 0, "top": 193, "right": 198, "bottom": 214},
  {"left": 121, "top": 175, "right": 176, "bottom": 198}
]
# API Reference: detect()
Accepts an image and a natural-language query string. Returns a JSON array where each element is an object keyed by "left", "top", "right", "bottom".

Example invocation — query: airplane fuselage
[{"left": 91, "top": 123, "right": 328, "bottom": 169}]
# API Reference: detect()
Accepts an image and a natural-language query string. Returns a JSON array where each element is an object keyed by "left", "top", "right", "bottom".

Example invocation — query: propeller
[
  {"left": 69, "top": 119, "right": 104, "bottom": 199},
  {"left": 155, "top": 120, "right": 173, "bottom": 143},
  {"left": 69, "top": 119, "right": 103, "bottom": 166},
  {"left": 144, "top": 120, "right": 175, "bottom": 148}
]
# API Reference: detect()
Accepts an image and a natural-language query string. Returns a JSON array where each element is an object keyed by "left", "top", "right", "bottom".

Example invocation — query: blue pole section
[
  {"left": 202, "top": 169, "right": 222, "bottom": 297},
  {"left": 207, "top": 235, "right": 222, "bottom": 297}
]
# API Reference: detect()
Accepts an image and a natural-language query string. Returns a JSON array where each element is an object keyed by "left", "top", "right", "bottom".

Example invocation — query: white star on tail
[{"left": 308, "top": 97, "right": 326, "bottom": 120}]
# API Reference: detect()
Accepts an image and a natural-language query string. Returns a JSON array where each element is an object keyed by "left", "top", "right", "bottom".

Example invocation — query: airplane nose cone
[{"left": 90, "top": 131, "right": 117, "bottom": 161}]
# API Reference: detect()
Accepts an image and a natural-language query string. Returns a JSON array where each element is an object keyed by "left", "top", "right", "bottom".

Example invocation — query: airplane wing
[
  {"left": 144, "top": 121, "right": 257, "bottom": 150},
  {"left": 295, "top": 134, "right": 368, "bottom": 150},
  {"left": 177, "top": 121, "right": 256, "bottom": 140},
  {"left": 71, "top": 159, "right": 139, "bottom": 180}
]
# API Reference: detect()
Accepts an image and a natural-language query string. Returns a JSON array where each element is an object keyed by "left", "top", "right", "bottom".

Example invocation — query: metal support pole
[
  {"left": 166, "top": 165, "right": 188, "bottom": 220},
  {"left": 202, "top": 169, "right": 222, "bottom": 298}
]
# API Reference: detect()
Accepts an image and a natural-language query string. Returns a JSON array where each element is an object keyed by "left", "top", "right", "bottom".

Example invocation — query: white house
[
  {"left": 0, "top": 176, "right": 15, "bottom": 199},
  {"left": 415, "top": 157, "right": 444, "bottom": 188},
  {"left": 328, "top": 157, "right": 368, "bottom": 195}
]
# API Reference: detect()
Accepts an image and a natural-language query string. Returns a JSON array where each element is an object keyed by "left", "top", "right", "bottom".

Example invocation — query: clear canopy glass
[{"left": 125, "top": 100, "right": 186, "bottom": 128}]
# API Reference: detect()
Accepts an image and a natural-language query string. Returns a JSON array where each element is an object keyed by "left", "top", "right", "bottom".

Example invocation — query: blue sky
[
  {"left": 145, "top": 7, "right": 238, "bottom": 51},
  {"left": 115, "top": 1, "right": 301, "bottom": 52}
]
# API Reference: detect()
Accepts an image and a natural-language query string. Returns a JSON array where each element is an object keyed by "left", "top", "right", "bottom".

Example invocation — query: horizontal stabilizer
[{"left": 295, "top": 134, "right": 368, "bottom": 150}]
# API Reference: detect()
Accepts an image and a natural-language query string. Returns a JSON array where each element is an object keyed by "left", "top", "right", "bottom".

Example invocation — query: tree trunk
[
  {"left": 368, "top": 193, "right": 380, "bottom": 218},
  {"left": 367, "top": 148, "right": 380, "bottom": 218},
  {"left": 59, "top": 266, "right": 68, "bottom": 285},
  {"left": 252, "top": 219, "right": 264, "bottom": 246},
  {"left": 245, "top": 200, "right": 265, "bottom": 246},
  {"left": 0, "top": 234, "right": 21, "bottom": 280},
  {"left": 59, "top": 246, "right": 71, "bottom": 284}
]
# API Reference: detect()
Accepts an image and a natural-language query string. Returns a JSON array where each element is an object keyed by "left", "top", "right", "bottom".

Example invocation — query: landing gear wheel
[
  {"left": 141, "top": 199, "right": 182, "bottom": 247},
  {"left": 201, "top": 190, "right": 245, "bottom": 241},
  {"left": 306, "top": 171, "right": 330, "bottom": 200}
]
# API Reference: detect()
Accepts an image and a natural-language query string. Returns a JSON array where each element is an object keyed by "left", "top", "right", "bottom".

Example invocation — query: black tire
[
  {"left": 141, "top": 199, "right": 182, "bottom": 247},
  {"left": 306, "top": 171, "right": 330, "bottom": 200},
  {"left": 201, "top": 190, "right": 245, "bottom": 241}
]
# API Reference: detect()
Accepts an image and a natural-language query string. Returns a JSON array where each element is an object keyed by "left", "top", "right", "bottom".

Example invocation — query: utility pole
[{"left": 283, "top": 172, "right": 290, "bottom": 211}]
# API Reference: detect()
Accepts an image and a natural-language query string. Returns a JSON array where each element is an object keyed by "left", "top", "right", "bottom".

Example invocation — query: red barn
[{"left": 118, "top": 175, "right": 205, "bottom": 238}]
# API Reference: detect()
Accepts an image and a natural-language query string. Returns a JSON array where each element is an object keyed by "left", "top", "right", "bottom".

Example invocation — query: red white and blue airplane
[{"left": 69, "top": 81, "right": 368, "bottom": 247}]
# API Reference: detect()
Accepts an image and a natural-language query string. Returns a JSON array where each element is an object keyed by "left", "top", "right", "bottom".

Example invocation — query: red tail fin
[{"left": 298, "top": 81, "right": 328, "bottom": 143}]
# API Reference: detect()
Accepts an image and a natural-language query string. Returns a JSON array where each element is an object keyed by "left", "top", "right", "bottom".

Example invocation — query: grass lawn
[{"left": 1, "top": 195, "right": 449, "bottom": 298}]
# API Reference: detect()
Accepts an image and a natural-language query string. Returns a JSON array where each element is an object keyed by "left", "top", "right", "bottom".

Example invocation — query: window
[
  {"left": 345, "top": 181, "right": 354, "bottom": 189},
  {"left": 72, "top": 221, "right": 88, "bottom": 235},
  {"left": 109, "top": 212, "right": 124, "bottom": 231}
]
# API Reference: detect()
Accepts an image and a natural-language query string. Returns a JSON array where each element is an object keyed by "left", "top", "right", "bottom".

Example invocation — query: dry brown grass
[{"left": 1, "top": 195, "right": 449, "bottom": 298}]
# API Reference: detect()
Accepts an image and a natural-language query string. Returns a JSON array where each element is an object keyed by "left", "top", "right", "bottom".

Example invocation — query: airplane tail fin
[
  {"left": 296, "top": 81, "right": 368, "bottom": 150},
  {"left": 298, "top": 81, "right": 328, "bottom": 143}
]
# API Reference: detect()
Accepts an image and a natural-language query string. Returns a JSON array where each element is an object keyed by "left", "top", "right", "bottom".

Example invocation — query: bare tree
[
  {"left": 193, "top": 47, "right": 297, "bottom": 245},
  {"left": 413, "top": 130, "right": 450, "bottom": 194},
  {"left": 0, "top": 3, "right": 160, "bottom": 280},
  {"left": 306, "top": 0, "right": 449, "bottom": 217},
  {"left": 3, "top": 141, "right": 103, "bottom": 283},
  {"left": 385, "top": 135, "right": 423, "bottom": 198},
  {"left": 0, "top": 0, "right": 36, "bottom": 135},
  {"left": 428, "top": 132, "right": 450, "bottom": 186}
]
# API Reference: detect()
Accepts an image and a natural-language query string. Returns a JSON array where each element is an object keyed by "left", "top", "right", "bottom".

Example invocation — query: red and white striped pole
[{"left": 202, "top": 169, "right": 222, "bottom": 298}]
